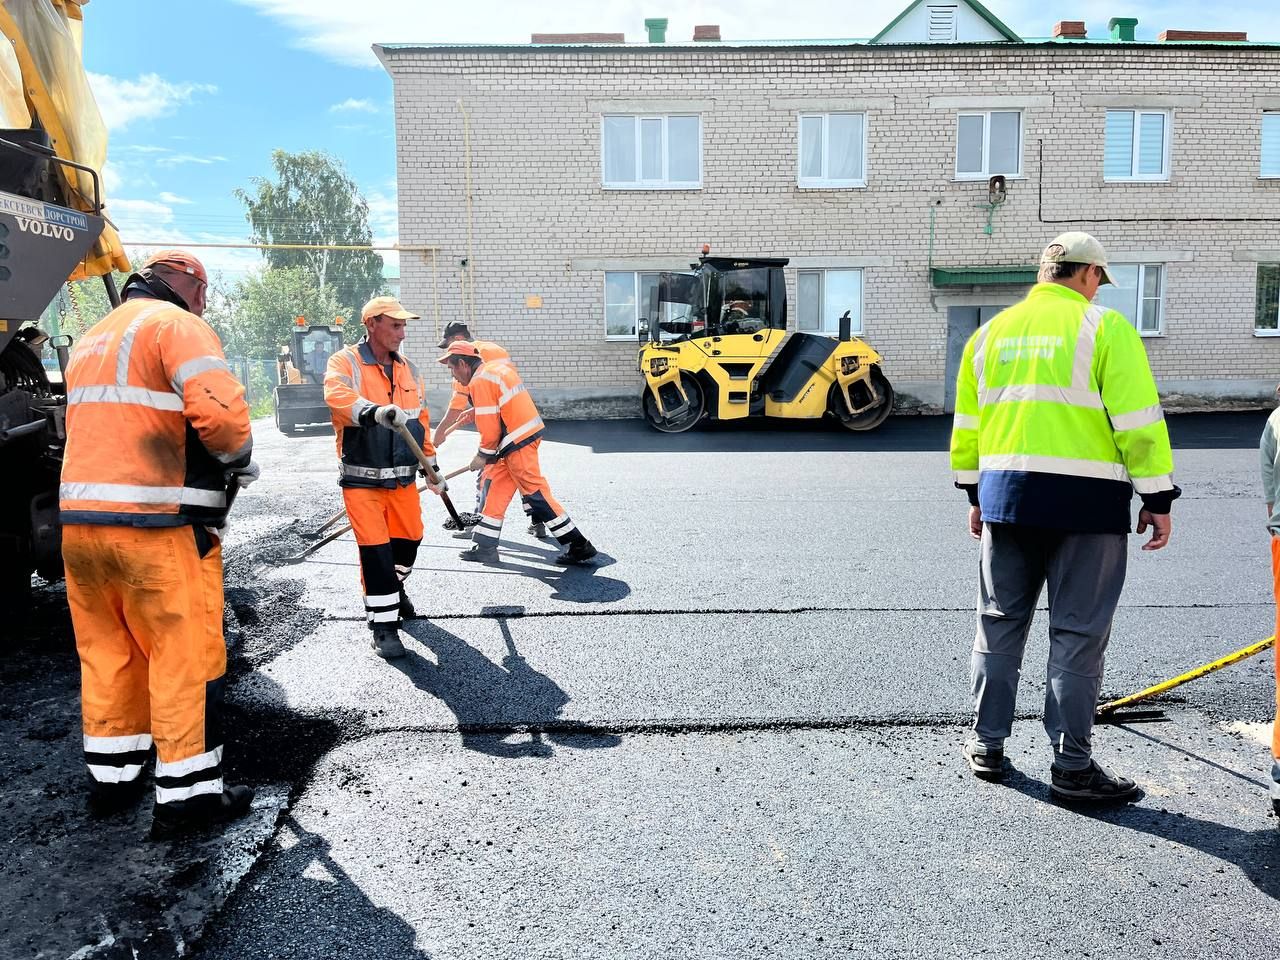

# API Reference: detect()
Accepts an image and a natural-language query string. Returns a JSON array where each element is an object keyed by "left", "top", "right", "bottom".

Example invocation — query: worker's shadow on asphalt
[
  {"left": 1000, "top": 754, "right": 1280, "bottom": 901},
  {"left": 198, "top": 814, "right": 429, "bottom": 959},
  {"left": 395, "top": 612, "right": 622, "bottom": 760},
  {"left": 446, "top": 539, "right": 631, "bottom": 605}
]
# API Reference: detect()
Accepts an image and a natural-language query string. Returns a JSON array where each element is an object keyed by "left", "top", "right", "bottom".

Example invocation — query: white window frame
[
  {"left": 603, "top": 270, "right": 694, "bottom": 341},
  {"left": 600, "top": 115, "right": 702, "bottom": 190},
  {"left": 1104, "top": 109, "right": 1172, "bottom": 182},
  {"left": 1256, "top": 263, "right": 1280, "bottom": 336},
  {"left": 954, "top": 110, "right": 1023, "bottom": 180},
  {"left": 796, "top": 268, "right": 864, "bottom": 335},
  {"left": 1262, "top": 112, "right": 1280, "bottom": 179},
  {"left": 796, "top": 113, "right": 868, "bottom": 189},
  {"left": 1097, "top": 263, "right": 1165, "bottom": 337}
]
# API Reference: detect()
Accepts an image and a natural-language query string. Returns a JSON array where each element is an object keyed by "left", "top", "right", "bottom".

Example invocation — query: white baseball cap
[{"left": 1040, "top": 232, "right": 1115, "bottom": 286}]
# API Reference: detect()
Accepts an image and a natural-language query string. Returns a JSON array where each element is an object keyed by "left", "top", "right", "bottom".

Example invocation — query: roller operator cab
[
  {"left": 637, "top": 254, "right": 894, "bottom": 433},
  {"left": 272, "top": 317, "right": 344, "bottom": 433}
]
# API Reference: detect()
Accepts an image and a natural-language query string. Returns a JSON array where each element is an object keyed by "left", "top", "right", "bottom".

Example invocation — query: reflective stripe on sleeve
[
  {"left": 979, "top": 453, "right": 1128, "bottom": 483},
  {"left": 84, "top": 733, "right": 153, "bottom": 753},
  {"left": 970, "top": 322, "right": 994, "bottom": 393},
  {"left": 60, "top": 482, "right": 226, "bottom": 508},
  {"left": 1132, "top": 474, "right": 1175, "bottom": 494},
  {"left": 952, "top": 413, "right": 979, "bottom": 431},
  {"left": 473, "top": 405, "right": 499, "bottom": 415},
  {"left": 67, "top": 384, "right": 184, "bottom": 412},
  {"left": 979, "top": 384, "right": 1104, "bottom": 410},
  {"left": 1110, "top": 403, "right": 1165, "bottom": 432},
  {"left": 213, "top": 437, "right": 254, "bottom": 466},
  {"left": 350, "top": 397, "right": 377, "bottom": 426},
  {"left": 954, "top": 470, "right": 980, "bottom": 484},
  {"left": 498, "top": 384, "right": 526, "bottom": 407},
  {"left": 1071, "top": 306, "right": 1105, "bottom": 391},
  {"left": 155, "top": 745, "right": 224, "bottom": 779},
  {"left": 170, "top": 355, "right": 231, "bottom": 393},
  {"left": 402, "top": 407, "right": 422, "bottom": 419},
  {"left": 332, "top": 374, "right": 355, "bottom": 388},
  {"left": 479, "top": 446, "right": 498, "bottom": 455}
]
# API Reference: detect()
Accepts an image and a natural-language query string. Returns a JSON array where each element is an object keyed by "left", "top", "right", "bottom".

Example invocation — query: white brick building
[{"left": 376, "top": 2, "right": 1280, "bottom": 415}]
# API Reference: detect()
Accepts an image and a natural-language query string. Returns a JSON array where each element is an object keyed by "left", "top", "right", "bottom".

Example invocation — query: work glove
[
  {"left": 468, "top": 453, "right": 488, "bottom": 473},
  {"left": 373, "top": 404, "right": 409, "bottom": 429},
  {"left": 419, "top": 457, "right": 448, "bottom": 493},
  {"left": 209, "top": 520, "right": 229, "bottom": 544},
  {"left": 228, "top": 460, "right": 260, "bottom": 489}
]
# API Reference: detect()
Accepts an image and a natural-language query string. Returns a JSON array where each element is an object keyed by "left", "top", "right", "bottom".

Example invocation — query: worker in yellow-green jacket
[{"left": 949, "top": 232, "right": 1179, "bottom": 803}]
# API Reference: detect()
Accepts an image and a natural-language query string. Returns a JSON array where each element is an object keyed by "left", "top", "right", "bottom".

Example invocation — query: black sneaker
[
  {"left": 1050, "top": 760, "right": 1139, "bottom": 802},
  {"left": 150, "top": 785, "right": 255, "bottom": 840},
  {"left": 554, "top": 539, "right": 598, "bottom": 566},
  {"left": 527, "top": 521, "right": 547, "bottom": 539},
  {"left": 963, "top": 741, "right": 1006, "bottom": 781},
  {"left": 459, "top": 544, "right": 499, "bottom": 563}
]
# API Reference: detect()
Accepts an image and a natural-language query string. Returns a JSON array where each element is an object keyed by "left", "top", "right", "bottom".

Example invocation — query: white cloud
[
  {"left": 158, "top": 192, "right": 194, "bottom": 205},
  {"left": 330, "top": 97, "right": 378, "bottom": 113},
  {"left": 228, "top": 0, "right": 1280, "bottom": 68},
  {"left": 154, "top": 153, "right": 229, "bottom": 167},
  {"left": 87, "top": 73, "right": 216, "bottom": 131}
]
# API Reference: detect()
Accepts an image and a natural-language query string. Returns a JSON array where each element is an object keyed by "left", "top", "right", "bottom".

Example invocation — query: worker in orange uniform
[
  {"left": 325, "top": 296, "right": 443, "bottom": 659},
  {"left": 431, "top": 321, "right": 544, "bottom": 538},
  {"left": 60, "top": 249, "right": 257, "bottom": 838},
  {"left": 438, "top": 341, "right": 598, "bottom": 565}
]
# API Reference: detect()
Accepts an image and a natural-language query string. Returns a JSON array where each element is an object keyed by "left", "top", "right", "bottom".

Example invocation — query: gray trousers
[{"left": 971, "top": 523, "right": 1127, "bottom": 770}]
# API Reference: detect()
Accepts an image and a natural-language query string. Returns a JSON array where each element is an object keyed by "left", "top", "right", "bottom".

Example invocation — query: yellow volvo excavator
[{"left": 637, "top": 252, "right": 894, "bottom": 433}]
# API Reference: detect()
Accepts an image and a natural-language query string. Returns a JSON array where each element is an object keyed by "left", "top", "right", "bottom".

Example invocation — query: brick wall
[{"left": 383, "top": 43, "right": 1280, "bottom": 411}]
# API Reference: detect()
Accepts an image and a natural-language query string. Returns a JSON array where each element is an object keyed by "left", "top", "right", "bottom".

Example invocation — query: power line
[{"left": 119, "top": 240, "right": 436, "bottom": 252}]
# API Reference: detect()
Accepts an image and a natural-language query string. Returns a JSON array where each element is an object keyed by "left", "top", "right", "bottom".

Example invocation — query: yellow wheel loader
[{"left": 637, "top": 254, "right": 893, "bottom": 433}]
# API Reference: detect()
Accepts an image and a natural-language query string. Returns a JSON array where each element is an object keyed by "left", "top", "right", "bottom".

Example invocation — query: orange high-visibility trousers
[
  {"left": 472, "top": 440, "right": 586, "bottom": 549},
  {"left": 343, "top": 483, "right": 423, "bottom": 628},
  {"left": 63, "top": 524, "right": 228, "bottom": 806}
]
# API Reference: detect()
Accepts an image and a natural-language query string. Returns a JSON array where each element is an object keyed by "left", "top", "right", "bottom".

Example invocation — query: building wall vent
[{"left": 928, "top": 5, "right": 958, "bottom": 41}]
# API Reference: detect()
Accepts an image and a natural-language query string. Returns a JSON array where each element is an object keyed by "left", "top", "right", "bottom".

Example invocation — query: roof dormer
[{"left": 872, "top": 0, "right": 1022, "bottom": 44}]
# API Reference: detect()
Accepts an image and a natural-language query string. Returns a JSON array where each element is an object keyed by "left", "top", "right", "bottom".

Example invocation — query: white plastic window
[
  {"left": 796, "top": 269, "right": 864, "bottom": 334},
  {"left": 602, "top": 115, "right": 701, "bottom": 189},
  {"left": 1095, "top": 264, "right": 1164, "bottom": 336},
  {"left": 798, "top": 113, "right": 866, "bottom": 187},
  {"left": 956, "top": 111, "right": 1021, "bottom": 178},
  {"left": 1104, "top": 110, "right": 1170, "bottom": 181}
]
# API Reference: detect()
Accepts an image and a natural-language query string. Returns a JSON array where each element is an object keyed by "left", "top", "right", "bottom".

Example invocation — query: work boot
[
  {"left": 371, "top": 625, "right": 406, "bottom": 659},
  {"left": 150, "top": 785, "right": 255, "bottom": 840},
  {"left": 1050, "top": 759, "right": 1139, "bottom": 802},
  {"left": 527, "top": 521, "right": 547, "bottom": 539},
  {"left": 962, "top": 740, "right": 1006, "bottom": 782},
  {"left": 398, "top": 590, "right": 418, "bottom": 621},
  {"left": 87, "top": 777, "right": 148, "bottom": 817},
  {"left": 459, "top": 543, "right": 499, "bottom": 563},
  {"left": 554, "top": 539, "right": 598, "bottom": 566}
]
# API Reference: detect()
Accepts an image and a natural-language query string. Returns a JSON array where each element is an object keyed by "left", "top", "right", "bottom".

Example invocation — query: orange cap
[
  {"left": 437, "top": 340, "right": 480, "bottom": 364},
  {"left": 143, "top": 249, "right": 208, "bottom": 284},
  {"left": 360, "top": 295, "right": 420, "bottom": 324}
]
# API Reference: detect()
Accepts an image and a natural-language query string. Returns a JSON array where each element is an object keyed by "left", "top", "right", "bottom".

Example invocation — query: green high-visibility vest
[{"left": 950, "top": 282, "right": 1174, "bottom": 504}]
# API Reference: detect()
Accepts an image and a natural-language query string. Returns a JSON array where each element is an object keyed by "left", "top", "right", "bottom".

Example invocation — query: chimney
[
  {"left": 531, "top": 32, "right": 625, "bottom": 43},
  {"left": 1052, "top": 21, "right": 1087, "bottom": 39},
  {"left": 1108, "top": 17, "right": 1138, "bottom": 41},
  {"left": 693, "top": 24, "right": 721, "bottom": 42},
  {"left": 1158, "top": 29, "right": 1247, "bottom": 42},
  {"left": 644, "top": 17, "right": 668, "bottom": 43}
]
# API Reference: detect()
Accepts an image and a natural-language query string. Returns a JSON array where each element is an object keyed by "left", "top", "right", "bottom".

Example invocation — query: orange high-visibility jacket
[
  {"left": 447, "top": 339, "right": 509, "bottom": 413},
  {"left": 469, "top": 358, "right": 544, "bottom": 462},
  {"left": 60, "top": 296, "right": 252, "bottom": 528},
  {"left": 324, "top": 339, "right": 435, "bottom": 488}
]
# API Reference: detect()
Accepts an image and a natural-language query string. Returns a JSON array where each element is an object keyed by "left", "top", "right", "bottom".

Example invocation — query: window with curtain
[
  {"left": 1256, "top": 264, "right": 1280, "bottom": 334},
  {"left": 1094, "top": 264, "right": 1165, "bottom": 336},
  {"left": 1104, "top": 109, "right": 1170, "bottom": 181},
  {"left": 955, "top": 111, "right": 1021, "bottom": 178},
  {"left": 1262, "top": 113, "right": 1280, "bottom": 178},
  {"left": 602, "top": 115, "right": 701, "bottom": 189},
  {"left": 797, "top": 113, "right": 866, "bottom": 187},
  {"left": 796, "top": 269, "right": 863, "bottom": 334}
]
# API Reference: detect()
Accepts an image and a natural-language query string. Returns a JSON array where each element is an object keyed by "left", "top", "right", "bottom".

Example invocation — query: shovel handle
[{"left": 393, "top": 422, "right": 463, "bottom": 526}]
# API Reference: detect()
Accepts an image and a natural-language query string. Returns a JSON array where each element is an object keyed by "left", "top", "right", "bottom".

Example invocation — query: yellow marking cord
[{"left": 1096, "top": 635, "right": 1276, "bottom": 715}]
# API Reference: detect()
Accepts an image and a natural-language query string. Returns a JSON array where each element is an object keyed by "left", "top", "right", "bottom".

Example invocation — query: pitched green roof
[{"left": 871, "top": 0, "right": 1022, "bottom": 44}]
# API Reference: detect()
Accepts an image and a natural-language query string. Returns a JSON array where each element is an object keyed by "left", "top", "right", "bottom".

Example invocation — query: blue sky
[{"left": 82, "top": 0, "right": 1280, "bottom": 282}]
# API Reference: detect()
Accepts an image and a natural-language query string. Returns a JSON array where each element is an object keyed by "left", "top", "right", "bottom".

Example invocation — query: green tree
[
  {"left": 234, "top": 150, "right": 386, "bottom": 319},
  {"left": 206, "top": 266, "right": 343, "bottom": 360}
]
